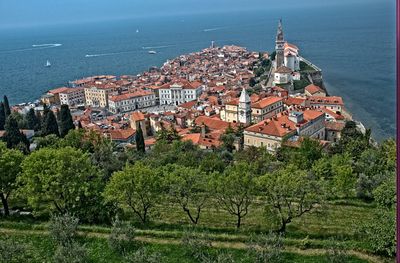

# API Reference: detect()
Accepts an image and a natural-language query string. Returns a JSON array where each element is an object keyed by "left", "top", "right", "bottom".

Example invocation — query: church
[{"left": 273, "top": 19, "right": 301, "bottom": 85}]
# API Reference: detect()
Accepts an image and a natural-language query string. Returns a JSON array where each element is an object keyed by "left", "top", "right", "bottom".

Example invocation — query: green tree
[
  {"left": 0, "top": 102, "right": 5, "bottom": 130},
  {"left": 136, "top": 123, "right": 145, "bottom": 153},
  {"left": 0, "top": 142, "right": 24, "bottom": 216},
  {"left": 25, "top": 108, "right": 40, "bottom": 131},
  {"left": 331, "top": 153, "right": 355, "bottom": 198},
  {"left": 219, "top": 124, "right": 236, "bottom": 153},
  {"left": 164, "top": 164, "right": 209, "bottom": 224},
  {"left": 58, "top": 104, "right": 75, "bottom": 137},
  {"left": 3, "top": 115, "right": 29, "bottom": 153},
  {"left": 19, "top": 147, "right": 105, "bottom": 222},
  {"left": 156, "top": 123, "right": 181, "bottom": 143},
  {"left": 104, "top": 162, "right": 161, "bottom": 224},
  {"left": 3, "top": 95, "right": 11, "bottom": 117},
  {"left": 41, "top": 110, "right": 59, "bottom": 136},
  {"left": 257, "top": 164, "right": 325, "bottom": 233},
  {"left": 108, "top": 217, "right": 137, "bottom": 255},
  {"left": 213, "top": 162, "right": 255, "bottom": 228}
]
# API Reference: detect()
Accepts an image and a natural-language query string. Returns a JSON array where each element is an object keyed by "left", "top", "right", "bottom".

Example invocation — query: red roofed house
[
  {"left": 306, "top": 96, "right": 344, "bottom": 113},
  {"left": 42, "top": 87, "right": 70, "bottom": 105},
  {"left": 244, "top": 109, "right": 325, "bottom": 152},
  {"left": 130, "top": 111, "right": 147, "bottom": 138},
  {"left": 251, "top": 96, "right": 284, "bottom": 122},
  {"left": 106, "top": 128, "right": 136, "bottom": 144},
  {"left": 108, "top": 90, "right": 156, "bottom": 113},
  {"left": 159, "top": 79, "right": 203, "bottom": 106},
  {"left": 304, "top": 84, "right": 326, "bottom": 97}
]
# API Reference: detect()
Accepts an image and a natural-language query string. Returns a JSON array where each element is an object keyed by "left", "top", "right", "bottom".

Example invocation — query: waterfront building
[
  {"left": 84, "top": 82, "right": 118, "bottom": 108},
  {"left": 306, "top": 96, "right": 344, "bottom": 113},
  {"left": 59, "top": 87, "right": 85, "bottom": 106},
  {"left": 305, "top": 84, "right": 326, "bottom": 97}
]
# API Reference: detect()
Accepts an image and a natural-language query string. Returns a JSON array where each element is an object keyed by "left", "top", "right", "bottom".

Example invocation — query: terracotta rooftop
[
  {"left": 131, "top": 111, "right": 145, "bottom": 121},
  {"left": 275, "top": 66, "right": 293, "bottom": 74},
  {"left": 252, "top": 96, "right": 283, "bottom": 109},
  {"left": 195, "top": 116, "right": 237, "bottom": 131},
  {"left": 305, "top": 84, "right": 325, "bottom": 95},
  {"left": 49, "top": 87, "right": 70, "bottom": 94},
  {"left": 307, "top": 96, "right": 344, "bottom": 105},
  {"left": 109, "top": 91, "right": 154, "bottom": 102}
]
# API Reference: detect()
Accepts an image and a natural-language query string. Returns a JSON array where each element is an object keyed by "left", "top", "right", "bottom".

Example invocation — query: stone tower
[
  {"left": 275, "top": 19, "right": 285, "bottom": 69},
  {"left": 238, "top": 88, "right": 251, "bottom": 125}
]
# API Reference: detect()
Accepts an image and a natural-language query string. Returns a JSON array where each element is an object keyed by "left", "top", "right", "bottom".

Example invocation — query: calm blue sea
[{"left": 0, "top": 1, "right": 395, "bottom": 140}]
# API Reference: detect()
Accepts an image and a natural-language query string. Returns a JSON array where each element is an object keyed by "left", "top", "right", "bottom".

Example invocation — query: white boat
[
  {"left": 148, "top": 50, "right": 157, "bottom": 54},
  {"left": 45, "top": 60, "right": 51, "bottom": 67},
  {"left": 136, "top": 29, "right": 139, "bottom": 33}
]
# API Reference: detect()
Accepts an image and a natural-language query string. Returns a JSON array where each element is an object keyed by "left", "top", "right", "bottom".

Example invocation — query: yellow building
[{"left": 84, "top": 82, "right": 117, "bottom": 108}]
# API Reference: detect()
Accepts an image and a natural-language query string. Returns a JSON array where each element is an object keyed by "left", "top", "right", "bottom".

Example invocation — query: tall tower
[
  {"left": 238, "top": 88, "right": 251, "bottom": 125},
  {"left": 275, "top": 19, "right": 285, "bottom": 69}
]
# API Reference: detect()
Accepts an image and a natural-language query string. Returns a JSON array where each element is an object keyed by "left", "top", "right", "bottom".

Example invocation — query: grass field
[{"left": 0, "top": 199, "right": 393, "bottom": 263}]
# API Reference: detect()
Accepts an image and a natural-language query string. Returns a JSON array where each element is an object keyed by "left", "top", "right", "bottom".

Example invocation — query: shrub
[
  {"left": 247, "top": 232, "right": 284, "bottom": 263},
  {"left": 0, "top": 237, "right": 28, "bottom": 263},
  {"left": 108, "top": 217, "right": 137, "bottom": 255},
  {"left": 125, "top": 247, "right": 162, "bottom": 263},
  {"left": 49, "top": 213, "right": 79, "bottom": 247}
]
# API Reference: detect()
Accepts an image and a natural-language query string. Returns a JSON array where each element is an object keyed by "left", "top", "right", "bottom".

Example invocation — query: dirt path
[{"left": 0, "top": 227, "right": 388, "bottom": 263}]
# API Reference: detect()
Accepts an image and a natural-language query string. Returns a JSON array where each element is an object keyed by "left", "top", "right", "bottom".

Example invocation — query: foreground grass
[
  {"left": 1, "top": 200, "right": 392, "bottom": 262},
  {"left": 1, "top": 232, "right": 369, "bottom": 263}
]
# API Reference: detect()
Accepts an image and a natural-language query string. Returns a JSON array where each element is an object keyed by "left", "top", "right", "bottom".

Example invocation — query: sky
[{"left": 0, "top": 0, "right": 390, "bottom": 29}]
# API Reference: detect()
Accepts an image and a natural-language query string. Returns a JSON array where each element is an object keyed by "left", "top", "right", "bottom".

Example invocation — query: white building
[
  {"left": 238, "top": 88, "right": 251, "bottom": 125},
  {"left": 274, "top": 66, "right": 293, "bottom": 85},
  {"left": 159, "top": 79, "right": 203, "bottom": 106},
  {"left": 284, "top": 43, "right": 300, "bottom": 71},
  {"left": 108, "top": 90, "right": 156, "bottom": 113},
  {"left": 59, "top": 88, "right": 85, "bottom": 106}
]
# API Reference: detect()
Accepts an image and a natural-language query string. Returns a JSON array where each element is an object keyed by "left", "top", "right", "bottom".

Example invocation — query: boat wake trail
[
  {"left": 203, "top": 27, "right": 226, "bottom": 32},
  {"left": 0, "top": 43, "right": 62, "bottom": 54},
  {"left": 142, "top": 45, "right": 176, "bottom": 49},
  {"left": 85, "top": 49, "right": 142, "bottom": 58},
  {"left": 32, "top": 43, "right": 62, "bottom": 48}
]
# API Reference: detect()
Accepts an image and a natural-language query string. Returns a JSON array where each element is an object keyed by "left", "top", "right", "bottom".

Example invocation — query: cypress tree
[
  {"left": 59, "top": 105, "right": 75, "bottom": 137},
  {"left": 3, "top": 115, "right": 29, "bottom": 152},
  {"left": 42, "top": 111, "right": 59, "bottom": 137},
  {"left": 3, "top": 95, "right": 11, "bottom": 117},
  {"left": 0, "top": 102, "right": 5, "bottom": 130},
  {"left": 25, "top": 108, "right": 40, "bottom": 131},
  {"left": 135, "top": 123, "right": 145, "bottom": 153},
  {"left": 35, "top": 111, "right": 42, "bottom": 131}
]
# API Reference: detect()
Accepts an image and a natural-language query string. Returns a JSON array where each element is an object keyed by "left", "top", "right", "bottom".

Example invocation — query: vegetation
[
  {"left": 58, "top": 104, "right": 75, "bottom": 137},
  {"left": 0, "top": 96, "right": 396, "bottom": 262}
]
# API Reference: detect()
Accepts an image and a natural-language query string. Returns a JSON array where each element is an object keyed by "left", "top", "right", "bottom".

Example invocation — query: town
[{"left": 10, "top": 20, "right": 350, "bottom": 152}]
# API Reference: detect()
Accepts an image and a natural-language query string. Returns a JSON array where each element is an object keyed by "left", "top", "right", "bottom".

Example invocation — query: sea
[{"left": 0, "top": 1, "right": 395, "bottom": 141}]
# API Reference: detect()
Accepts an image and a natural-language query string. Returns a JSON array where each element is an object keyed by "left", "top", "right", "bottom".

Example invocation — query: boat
[
  {"left": 136, "top": 29, "right": 139, "bottom": 33},
  {"left": 45, "top": 60, "right": 51, "bottom": 67},
  {"left": 148, "top": 50, "right": 157, "bottom": 54}
]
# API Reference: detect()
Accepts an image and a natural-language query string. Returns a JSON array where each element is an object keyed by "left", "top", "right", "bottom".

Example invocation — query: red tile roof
[
  {"left": 307, "top": 96, "right": 344, "bottom": 106},
  {"left": 305, "top": 84, "right": 325, "bottom": 95},
  {"left": 252, "top": 96, "right": 283, "bottom": 109},
  {"left": 195, "top": 116, "right": 237, "bottom": 131},
  {"left": 109, "top": 91, "right": 154, "bottom": 102},
  {"left": 131, "top": 111, "right": 145, "bottom": 121},
  {"left": 49, "top": 87, "right": 70, "bottom": 94}
]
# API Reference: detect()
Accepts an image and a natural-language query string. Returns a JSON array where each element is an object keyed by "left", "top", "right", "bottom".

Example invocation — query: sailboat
[{"left": 45, "top": 60, "right": 51, "bottom": 67}]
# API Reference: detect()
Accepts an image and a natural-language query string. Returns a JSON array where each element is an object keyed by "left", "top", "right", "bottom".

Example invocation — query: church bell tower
[
  {"left": 238, "top": 88, "right": 251, "bottom": 125},
  {"left": 275, "top": 19, "right": 285, "bottom": 69}
]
